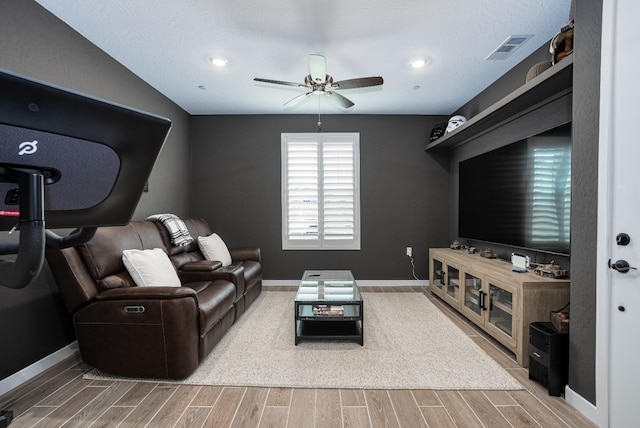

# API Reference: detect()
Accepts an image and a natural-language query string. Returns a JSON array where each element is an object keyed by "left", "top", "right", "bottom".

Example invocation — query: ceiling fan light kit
[{"left": 254, "top": 54, "right": 383, "bottom": 109}]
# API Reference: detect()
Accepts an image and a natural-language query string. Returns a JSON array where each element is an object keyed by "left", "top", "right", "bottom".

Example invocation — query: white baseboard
[
  {"left": 0, "top": 342, "right": 79, "bottom": 397},
  {"left": 263, "top": 280, "right": 429, "bottom": 287},
  {"left": 564, "top": 386, "right": 600, "bottom": 426}
]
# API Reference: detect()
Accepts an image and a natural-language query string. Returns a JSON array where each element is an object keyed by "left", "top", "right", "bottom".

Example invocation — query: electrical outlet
[{"left": 406, "top": 247, "right": 412, "bottom": 257}]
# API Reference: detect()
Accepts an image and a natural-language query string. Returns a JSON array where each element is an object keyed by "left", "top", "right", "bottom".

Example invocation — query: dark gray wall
[
  {"left": 190, "top": 115, "right": 451, "bottom": 280},
  {"left": 568, "top": 0, "right": 601, "bottom": 405},
  {"left": 0, "top": 0, "right": 191, "bottom": 380}
]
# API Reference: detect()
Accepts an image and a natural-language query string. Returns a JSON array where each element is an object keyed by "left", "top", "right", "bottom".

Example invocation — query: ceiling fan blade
[
  {"left": 253, "top": 77, "right": 307, "bottom": 88},
  {"left": 284, "top": 91, "right": 313, "bottom": 107},
  {"left": 333, "top": 76, "right": 384, "bottom": 90},
  {"left": 325, "top": 91, "right": 354, "bottom": 109},
  {"left": 308, "top": 54, "right": 326, "bottom": 83}
]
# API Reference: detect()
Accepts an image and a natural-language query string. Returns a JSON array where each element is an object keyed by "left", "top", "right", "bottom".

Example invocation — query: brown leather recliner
[
  {"left": 46, "top": 218, "right": 262, "bottom": 379},
  {"left": 164, "top": 218, "right": 262, "bottom": 320}
]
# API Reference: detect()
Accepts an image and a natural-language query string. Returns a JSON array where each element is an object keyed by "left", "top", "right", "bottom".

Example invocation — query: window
[{"left": 282, "top": 133, "right": 360, "bottom": 250}]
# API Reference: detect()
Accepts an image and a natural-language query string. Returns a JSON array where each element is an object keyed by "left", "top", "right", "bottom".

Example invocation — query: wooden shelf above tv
[{"left": 425, "top": 55, "right": 573, "bottom": 152}]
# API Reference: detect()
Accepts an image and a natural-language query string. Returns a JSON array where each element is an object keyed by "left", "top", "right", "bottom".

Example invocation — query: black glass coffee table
[{"left": 294, "top": 270, "right": 363, "bottom": 345}]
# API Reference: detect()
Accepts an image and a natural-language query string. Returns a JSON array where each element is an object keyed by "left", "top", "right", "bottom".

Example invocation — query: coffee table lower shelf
[{"left": 295, "top": 319, "right": 363, "bottom": 345}]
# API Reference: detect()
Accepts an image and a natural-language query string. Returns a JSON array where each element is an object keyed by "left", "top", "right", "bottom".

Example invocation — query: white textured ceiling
[{"left": 35, "top": 0, "right": 571, "bottom": 115}]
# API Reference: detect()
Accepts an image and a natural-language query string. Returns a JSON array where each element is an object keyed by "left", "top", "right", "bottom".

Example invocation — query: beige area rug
[{"left": 85, "top": 291, "right": 523, "bottom": 390}]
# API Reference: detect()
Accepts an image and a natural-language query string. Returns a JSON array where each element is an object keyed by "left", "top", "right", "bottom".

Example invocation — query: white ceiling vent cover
[{"left": 485, "top": 34, "right": 534, "bottom": 60}]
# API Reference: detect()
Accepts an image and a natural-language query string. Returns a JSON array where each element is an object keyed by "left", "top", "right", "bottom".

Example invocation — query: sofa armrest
[
  {"left": 74, "top": 285, "right": 201, "bottom": 379},
  {"left": 230, "top": 247, "right": 261, "bottom": 263},
  {"left": 178, "top": 266, "right": 245, "bottom": 300},
  {"left": 95, "top": 285, "right": 197, "bottom": 302},
  {"left": 180, "top": 260, "right": 223, "bottom": 272}
]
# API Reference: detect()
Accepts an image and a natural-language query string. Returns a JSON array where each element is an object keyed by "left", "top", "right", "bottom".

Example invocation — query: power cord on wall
[{"left": 408, "top": 255, "right": 420, "bottom": 281}]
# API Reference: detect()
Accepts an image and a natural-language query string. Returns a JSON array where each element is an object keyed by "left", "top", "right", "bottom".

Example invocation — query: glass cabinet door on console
[
  {"left": 460, "top": 270, "right": 484, "bottom": 324},
  {"left": 430, "top": 258, "right": 445, "bottom": 297},
  {"left": 485, "top": 277, "right": 518, "bottom": 348},
  {"left": 443, "top": 263, "right": 461, "bottom": 307}
]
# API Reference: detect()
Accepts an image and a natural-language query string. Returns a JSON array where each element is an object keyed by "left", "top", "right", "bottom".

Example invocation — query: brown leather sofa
[{"left": 46, "top": 217, "right": 262, "bottom": 379}]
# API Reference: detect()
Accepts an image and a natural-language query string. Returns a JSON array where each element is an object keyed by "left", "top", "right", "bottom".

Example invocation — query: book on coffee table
[{"left": 313, "top": 304, "right": 344, "bottom": 316}]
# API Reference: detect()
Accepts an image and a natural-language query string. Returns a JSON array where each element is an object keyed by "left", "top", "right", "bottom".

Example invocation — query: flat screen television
[{"left": 458, "top": 123, "right": 571, "bottom": 256}]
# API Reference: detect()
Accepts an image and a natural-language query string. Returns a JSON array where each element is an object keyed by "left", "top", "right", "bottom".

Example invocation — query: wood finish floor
[{"left": 0, "top": 287, "right": 595, "bottom": 427}]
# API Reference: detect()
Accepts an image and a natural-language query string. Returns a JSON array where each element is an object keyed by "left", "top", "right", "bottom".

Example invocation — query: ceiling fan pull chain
[{"left": 317, "top": 96, "right": 322, "bottom": 131}]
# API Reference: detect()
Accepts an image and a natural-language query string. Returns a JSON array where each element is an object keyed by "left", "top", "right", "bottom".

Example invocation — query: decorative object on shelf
[
  {"left": 446, "top": 115, "right": 467, "bottom": 133},
  {"left": 429, "top": 121, "right": 448, "bottom": 142},
  {"left": 550, "top": 19, "right": 574, "bottom": 64},
  {"left": 467, "top": 246, "right": 477, "bottom": 254},
  {"left": 511, "top": 253, "right": 530, "bottom": 269},
  {"left": 525, "top": 60, "right": 553, "bottom": 83},
  {"left": 532, "top": 262, "right": 569, "bottom": 279},
  {"left": 480, "top": 248, "right": 496, "bottom": 258},
  {"left": 450, "top": 239, "right": 461, "bottom": 250},
  {"left": 550, "top": 302, "right": 570, "bottom": 333},
  {"left": 424, "top": 54, "right": 572, "bottom": 152}
]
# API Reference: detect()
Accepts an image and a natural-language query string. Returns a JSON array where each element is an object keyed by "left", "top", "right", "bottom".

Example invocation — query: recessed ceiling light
[
  {"left": 410, "top": 58, "right": 426, "bottom": 68},
  {"left": 210, "top": 56, "right": 228, "bottom": 67}
]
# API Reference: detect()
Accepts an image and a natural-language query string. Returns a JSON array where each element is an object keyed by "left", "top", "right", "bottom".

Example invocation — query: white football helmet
[{"left": 446, "top": 115, "right": 467, "bottom": 133}]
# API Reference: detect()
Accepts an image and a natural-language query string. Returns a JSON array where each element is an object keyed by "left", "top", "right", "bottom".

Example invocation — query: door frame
[{"left": 594, "top": 0, "right": 617, "bottom": 425}]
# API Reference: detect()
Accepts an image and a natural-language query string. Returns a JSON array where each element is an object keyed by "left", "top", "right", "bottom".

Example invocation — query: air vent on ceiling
[{"left": 485, "top": 34, "right": 533, "bottom": 61}]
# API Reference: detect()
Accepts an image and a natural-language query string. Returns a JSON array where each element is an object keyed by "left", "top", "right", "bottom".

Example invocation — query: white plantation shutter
[
  {"left": 286, "top": 139, "right": 319, "bottom": 241},
  {"left": 282, "top": 133, "right": 360, "bottom": 250},
  {"left": 323, "top": 141, "right": 356, "bottom": 240}
]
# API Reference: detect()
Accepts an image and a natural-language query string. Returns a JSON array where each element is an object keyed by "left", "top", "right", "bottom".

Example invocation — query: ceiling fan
[{"left": 253, "top": 54, "right": 383, "bottom": 109}]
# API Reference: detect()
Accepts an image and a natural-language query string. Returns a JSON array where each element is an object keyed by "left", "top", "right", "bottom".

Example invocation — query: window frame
[{"left": 281, "top": 132, "right": 361, "bottom": 250}]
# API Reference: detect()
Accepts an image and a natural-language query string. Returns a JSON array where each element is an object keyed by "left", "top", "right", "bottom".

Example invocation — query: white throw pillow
[
  {"left": 122, "top": 248, "right": 181, "bottom": 287},
  {"left": 198, "top": 233, "right": 232, "bottom": 266}
]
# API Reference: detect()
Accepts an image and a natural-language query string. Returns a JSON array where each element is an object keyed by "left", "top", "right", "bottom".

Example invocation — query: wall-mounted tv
[{"left": 458, "top": 123, "right": 571, "bottom": 256}]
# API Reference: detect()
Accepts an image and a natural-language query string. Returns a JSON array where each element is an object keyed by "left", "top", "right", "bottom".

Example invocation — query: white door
[{"left": 598, "top": 0, "right": 640, "bottom": 426}]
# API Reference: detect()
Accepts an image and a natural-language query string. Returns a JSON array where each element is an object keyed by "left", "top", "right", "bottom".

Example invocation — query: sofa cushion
[
  {"left": 198, "top": 233, "right": 232, "bottom": 266},
  {"left": 169, "top": 251, "right": 204, "bottom": 270},
  {"left": 122, "top": 248, "right": 181, "bottom": 287},
  {"left": 239, "top": 260, "right": 262, "bottom": 290},
  {"left": 184, "top": 217, "right": 213, "bottom": 238},
  {"left": 187, "top": 280, "right": 236, "bottom": 334},
  {"left": 79, "top": 223, "right": 144, "bottom": 281}
]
